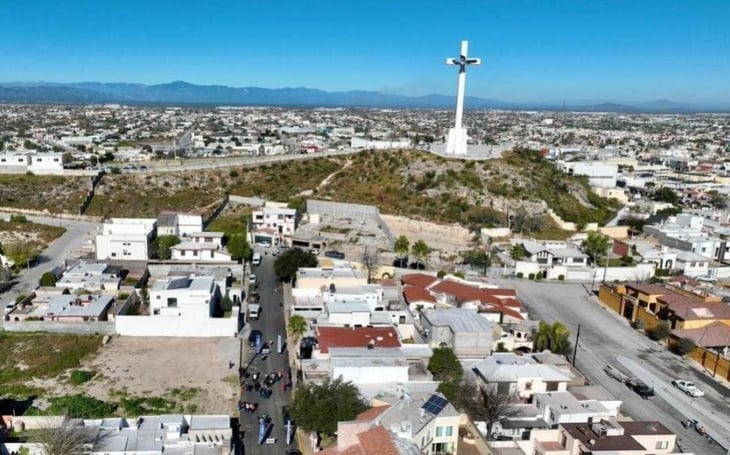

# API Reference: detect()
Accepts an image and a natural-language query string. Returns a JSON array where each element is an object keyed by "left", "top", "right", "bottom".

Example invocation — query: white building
[
  {"left": 55, "top": 261, "right": 122, "bottom": 291},
  {"left": 170, "top": 232, "right": 232, "bottom": 262},
  {"left": 157, "top": 212, "right": 203, "bottom": 238},
  {"left": 251, "top": 206, "right": 297, "bottom": 246},
  {"left": 350, "top": 137, "right": 413, "bottom": 150},
  {"left": 557, "top": 161, "right": 619, "bottom": 188},
  {"left": 149, "top": 276, "right": 220, "bottom": 318},
  {"left": 96, "top": 218, "right": 157, "bottom": 260},
  {"left": 0, "top": 152, "right": 64, "bottom": 173},
  {"left": 533, "top": 391, "right": 620, "bottom": 427}
]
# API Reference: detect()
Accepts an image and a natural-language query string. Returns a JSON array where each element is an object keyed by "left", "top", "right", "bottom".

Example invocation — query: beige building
[{"left": 295, "top": 266, "right": 367, "bottom": 290}]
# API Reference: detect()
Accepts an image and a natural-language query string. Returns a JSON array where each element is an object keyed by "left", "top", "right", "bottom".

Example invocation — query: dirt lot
[
  {"left": 380, "top": 213, "right": 472, "bottom": 256},
  {"left": 35, "top": 336, "right": 242, "bottom": 415}
]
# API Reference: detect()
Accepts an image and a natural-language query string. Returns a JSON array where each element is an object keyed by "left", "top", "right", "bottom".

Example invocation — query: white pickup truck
[{"left": 248, "top": 304, "right": 261, "bottom": 321}]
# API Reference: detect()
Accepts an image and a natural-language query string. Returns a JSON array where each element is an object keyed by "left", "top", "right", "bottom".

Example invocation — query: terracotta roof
[
  {"left": 671, "top": 321, "right": 730, "bottom": 348},
  {"left": 562, "top": 423, "right": 646, "bottom": 451},
  {"left": 430, "top": 279, "right": 478, "bottom": 297},
  {"left": 403, "top": 286, "right": 437, "bottom": 304},
  {"left": 481, "top": 288, "right": 517, "bottom": 297},
  {"left": 356, "top": 405, "right": 391, "bottom": 422},
  {"left": 668, "top": 302, "right": 730, "bottom": 321},
  {"left": 315, "top": 326, "right": 401, "bottom": 353},
  {"left": 624, "top": 282, "right": 669, "bottom": 296},
  {"left": 668, "top": 275, "right": 701, "bottom": 287},
  {"left": 401, "top": 273, "right": 439, "bottom": 289},
  {"left": 378, "top": 279, "right": 398, "bottom": 287},
  {"left": 620, "top": 421, "right": 673, "bottom": 435},
  {"left": 319, "top": 443, "right": 366, "bottom": 455},
  {"left": 357, "top": 425, "right": 400, "bottom": 455}
]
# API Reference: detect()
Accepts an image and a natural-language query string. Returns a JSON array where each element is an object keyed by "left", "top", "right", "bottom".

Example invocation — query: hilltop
[{"left": 0, "top": 149, "right": 620, "bottom": 236}]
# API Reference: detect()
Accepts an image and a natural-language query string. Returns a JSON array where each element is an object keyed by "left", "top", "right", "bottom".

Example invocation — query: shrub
[
  {"left": 10, "top": 214, "right": 28, "bottom": 223},
  {"left": 558, "top": 274, "right": 565, "bottom": 281},
  {"left": 674, "top": 337, "right": 697, "bottom": 356},
  {"left": 69, "top": 369, "right": 96, "bottom": 385},
  {"left": 229, "top": 169, "right": 239, "bottom": 178},
  {"left": 631, "top": 319, "right": 646, "bottom": 331},
  {"left": 528, "top": 273, "right": 535, "bottom": 280},
  {"left": 437, "top": 270, "right": 446, "bottom": 278},
  {"left": 15, "top": 294, "right": 27, "bottom": 304},
  {"left": 40, "top": 271, "right": 57, "bottom": 287},
  {"left": 110, "top": 166, "right": 121, "bottom": 174},
  {"left": 516, "top": 272, "right": 524, "bottom": 279},
  {"left": 535, "top": 273, "right": 543, "bottom": 281},
  {"left": 454, "top": 271, "right": 465, "bottom": 279},
  {"left": 647, "top": 322, "right": 671, "bottom": 341}
]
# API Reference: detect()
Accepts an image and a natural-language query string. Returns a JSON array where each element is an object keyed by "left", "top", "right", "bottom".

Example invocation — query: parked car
[
  {"left": 409, "top": 261, "right": 426, "bottom": 270},
  {"left": 672, "top": 379, "right": 705, "bottom": 397},
  {"left": 249, "top": 274, "right": 257, "bottom": 286},
  {"left": 324, "top": 250, "right": 345, "bottom": 259},
  {"left": 4, "top": 303, "right": 15, "bottom": 315},
  {"left": 248, "top": 330, "right": 262, "bottom": 347},
  {"left": 393, "top": 258, "right": 409, "bottom": 268},
  {"left": 310, "top": 248, "right": 320, "bottom": 255},
  {"left": 625, "top": 378, "right": 655, "bottom": 399}
]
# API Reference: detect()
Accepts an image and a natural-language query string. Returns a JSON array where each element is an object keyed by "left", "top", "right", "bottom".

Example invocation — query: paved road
[
  {"left": 495, "top": 279, "right": 729, "bottom": 455},
  {"left": 239, "top": 250, "right": 297, "bottom": 454},
  {"left": 0, "top": 212, "right": 98, "bottom": 310}
]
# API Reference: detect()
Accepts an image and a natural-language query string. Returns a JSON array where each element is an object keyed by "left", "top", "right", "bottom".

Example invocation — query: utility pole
[{"left": 572, "top": 324, "right": 581, "bottom": 368}]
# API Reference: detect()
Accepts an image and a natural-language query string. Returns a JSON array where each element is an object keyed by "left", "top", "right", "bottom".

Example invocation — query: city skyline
[{"left": 1, "top": 0, "right": 729, "bottom": 104}]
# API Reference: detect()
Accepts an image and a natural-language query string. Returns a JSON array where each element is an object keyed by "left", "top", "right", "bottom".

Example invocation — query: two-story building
[
  {"left": 420, "top": 308, "right": 494, "bottom": 359},
  {"left": 96, "top": 218, "right": 157, "bottom": 260},
  {"left": 251, "top": 206, "right": 297, "bottom": 246},
  {"left": 149, "top": 275, "right": 220, "bottom": 318},
  {"left": 156, "top": 212, "right": 204, "bottom": 238}
]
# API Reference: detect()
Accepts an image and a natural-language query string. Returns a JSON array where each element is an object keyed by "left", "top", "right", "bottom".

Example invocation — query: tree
[
  {"left": 40, "top": 271, "right": 57, "bottom": 287},
  {"left": 533, "top": 321, "right": 572, "bottom": 355},
  {"left": 428, "top": 347, "right": 464, "bottom": 401},
  {"left": 288, "top": 314, "right": 308, "bottom": 339},
  {"left": 273, "top": 248, "right": 318, "bottom": 282},
  {"left": 394, "top": 235, "right": 410, "bottom": 258},
  {"left": 653, "top": 187, "right": 680, "bottom": 205},
  {"left": 510, "top": 244, "right": 527, "bottom": 261},
  {"left": 647, "top": 322, "right": 671, "bottom": 341},
  {"left": 362, "top": 246, "right": 379, "bottom": 283},
  {"left": 582, "top": 232, "right": 611, "bottom": 265},
  {"left": 226, "top": 234, "right": 252, "bottom": 262},
  {"left": 155, "top": 235, "right": 180, "bottom": 260},
  {"left": 89, "top": 155, "right": 99, "bottom": 166},
  {"left": 458, "top": 379, "right": 518, "bottom": 437},
  {"left": 4, "top": 241, "right": 39, "bottom": 269},
  {"left": 410, "top": 239, "right": 430, "bottom": 265},
  {"left": 462, "top": 249, "right": 492, "bottom": 275},
  {"left": 36, "top": 422, "right": 104, "bottom": 455},
  {"left": 290, "top": 377, "right": 368, "bottom": 435},
  {"left": 674, "top": 337, "right": 697, "bottom": 355}
]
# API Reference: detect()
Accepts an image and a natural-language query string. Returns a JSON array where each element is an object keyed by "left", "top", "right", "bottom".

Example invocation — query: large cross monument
[{"left": 444, "top": 40, "right": 481, "bottom": 155}]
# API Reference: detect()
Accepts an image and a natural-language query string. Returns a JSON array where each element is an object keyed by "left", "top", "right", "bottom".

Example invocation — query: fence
[
  {"left": 686, "top": 346, "right": 730, "bottom": 381},
  {"left": 115, "top": 308, "right": 240, "bottom": 337},
  {"left": 306, "top": 199, "right": 379, "bottom": 219},
  {"left": 2, "top": 320, "right": 116, "bottom": 334},
  {"left": 78, "top": 171, "right": 105, "bottom": 215},
  {"left": 203, "top": 194, "right": 230, "bottom": 229}
]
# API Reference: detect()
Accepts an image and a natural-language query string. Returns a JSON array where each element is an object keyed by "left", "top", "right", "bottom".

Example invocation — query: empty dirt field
[{"left": 82, "top": 336, "right": 241, "bottom": 415}]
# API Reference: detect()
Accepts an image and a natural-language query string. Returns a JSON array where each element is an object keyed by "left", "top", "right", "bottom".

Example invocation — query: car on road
[
  {"left": 393, "top": 258, "right": 408, "bottom": 268},
  {"left": 257, "top": 241, "right": 271, "bottom": 248},
  {"left": 625, "top": 378, "right": 655, "bottom": 399},
  {"left": 248, "top": 304, "right": 261, "bottom": 321},
  {"left": 248, "top": 329, "right": 262, "bottom": 347},
  {"left": 324, "top": 250, "right": 345, "bottom": 259},
  {"left": 249, "top": 274, "right": 257, "bottom": 286},
  {"left": 4, "top": 303, "right": 15, "bottom": 315},
  {"left": 672, "top": 379, "right": 705, "bottom": 397}
]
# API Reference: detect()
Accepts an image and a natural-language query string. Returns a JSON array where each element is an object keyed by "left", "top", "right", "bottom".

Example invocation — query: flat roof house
[
  {"left": 420, "top": 308, "right": 494, "bottom": 359},
  {"left": 96, "top": 218, "right": 157, "bottom": 261}
]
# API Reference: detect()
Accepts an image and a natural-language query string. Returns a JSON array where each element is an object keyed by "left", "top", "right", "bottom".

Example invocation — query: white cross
[{"left": 446, "top": 40, "right": 481, "bottom": 129}]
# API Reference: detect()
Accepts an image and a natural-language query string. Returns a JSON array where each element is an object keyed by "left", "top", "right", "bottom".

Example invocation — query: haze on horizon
[{"left": 1, "top": 0, "right": 729, "bottom": 105}]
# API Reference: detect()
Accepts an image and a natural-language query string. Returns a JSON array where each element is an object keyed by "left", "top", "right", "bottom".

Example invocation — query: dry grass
[
  {"left": 0, "top": 219, "right": 66, "bottom": 246},
  {"left": 0, "top": 174, "right": 88, "bottom": 212}
]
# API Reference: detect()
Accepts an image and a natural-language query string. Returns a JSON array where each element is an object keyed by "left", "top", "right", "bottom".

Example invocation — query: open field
[
  {"left": 0, "top": 174, "right": 88, "bottom": 213},
  {"left": 0, "top": 218, "right": 66, "bottom": 247}
]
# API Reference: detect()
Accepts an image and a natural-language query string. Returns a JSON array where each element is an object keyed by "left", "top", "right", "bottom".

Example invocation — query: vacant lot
[
  {"left": 0, "top": 219, "right": 66, "bottom": 247},
  {"left": 0, "top": 174, "right": 89, "bottom": 213}
]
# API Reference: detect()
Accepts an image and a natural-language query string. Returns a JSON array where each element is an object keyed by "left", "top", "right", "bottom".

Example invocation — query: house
[
  {"left": 322, "top": 392, "right": 460, "bottom": 455},
  {"left": 1, "top": 413, "right": 232, "bottom": 454},
  {"left": 170, "top": 232, "right": 231, "bottom": 262},
  {"left": 471, "top": 353, "right": 574, "bottom": 401},
  {"left": 643, "top": 214, "right": 729, "bottom": 263},
  {"left": 251, "top": 206, "right": 297, "bottom": 246},
  {"left": 149, "top": 275, "right": 220, "bottom": 318},
  {"left": 156, "top": 212, "right": 203, "bottom": 238},
  {"left": 514, "top": 240, "right": 589, "bottom": 268},
  {"left": 296, "top": 265, "right": 368, "bottom": 290},
  {"left": 312, "top": 326, "right": 402, "bottom": 359},
  {"left": 28, "top": 153, "right": 64, "bottom": 172},
  {"left": 96, "top": 218, "right": 157, "bottom": 260},
  {"left": 670, "top": 321, "right": 730, "bottom": 352},
  {"left": 55, "top": 261, "right": 123, "bottom": 291},
  {"left": 533, "top": 391, "right": 619, "bottom": 428},
  {"left": 9, "top": 292, "right": 114, "bottom": 322},
  {"left": 519, "top": 420, "right": 678, "bottom": 455},
  {"left": 420, "top": 308, "right": 494, "bottom": 359}
]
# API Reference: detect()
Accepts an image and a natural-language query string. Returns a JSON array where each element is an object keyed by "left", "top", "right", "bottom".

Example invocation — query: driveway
[
  {"left": 496, "top": 278, "right": 729, "bottom": 455},
  {"left": 239, "top": 249, "right": 298, "bottom": 454}
]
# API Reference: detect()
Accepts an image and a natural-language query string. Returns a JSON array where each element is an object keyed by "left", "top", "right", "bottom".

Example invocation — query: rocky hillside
[{"left": 0, "top": 149, "right": 620, "bottom": 235}]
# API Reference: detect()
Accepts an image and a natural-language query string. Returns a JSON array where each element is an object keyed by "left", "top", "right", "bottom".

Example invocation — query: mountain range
[{"left": 0, "top": 81, "right": 728, "bottom": 113}]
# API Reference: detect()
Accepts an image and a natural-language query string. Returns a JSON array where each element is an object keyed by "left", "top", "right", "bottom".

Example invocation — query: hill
[{"left": 0, "top": 150, "right": 620, "bottom": 237}]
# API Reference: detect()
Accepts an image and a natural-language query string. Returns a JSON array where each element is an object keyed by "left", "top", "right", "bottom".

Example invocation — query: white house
[
  {"left": 170, "top": 232, "right": 231, "bottom": 262},
  {"left": 55, "top": 261, "right": 122, "bottom": 291},
  {"left": 157, "top": 212, "right": 203, "bottom": 238},
  {"left": 149, "top": 276, "right": 220, "bottom": 319},
  {"left": 533, "top": 391, "right": 620, "bottom": 427},
  {"left": 557, "top": 161, "right": 619, "bottom": 188},
  {"left": 28, "top": 153, "right": 64, "bottom": 172},
  {"left": 96, "top": 218, "right": 157, "bottom": 260},
  {"left": 674, "top": 250, "right": 711, "bottom": 277},
  {"left": 0, "top": 152, "right": 30, "bottom": 170}
]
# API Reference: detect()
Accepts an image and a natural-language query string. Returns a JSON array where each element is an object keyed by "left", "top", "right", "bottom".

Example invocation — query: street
[
  {"left": 495, "top": 279, "right": 730, "bottom": 455},
  {"left": 239, "top": 249, "right": 297, "bottom": 454},
  {"left": 0, "top": 212, "right": 98, "bottom": 310}
]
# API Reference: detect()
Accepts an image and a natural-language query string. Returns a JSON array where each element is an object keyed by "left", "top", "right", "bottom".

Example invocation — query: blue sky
[{"left": 1, "top": 0, "right": 729, "bottom": 104}]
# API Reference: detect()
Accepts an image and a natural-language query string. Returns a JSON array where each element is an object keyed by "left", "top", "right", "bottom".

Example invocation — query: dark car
[
  {"left": 393, "top": 258, "right": 409, "bottom": 268},
  {"left": 324, "top": 250, "right": 345, "bottom": 259},
  {"left": 409, "top": 261, "right": 426, "bottom": 270},
  {"left": 248, "top": 329, "right": 262, "bottom": 347}
]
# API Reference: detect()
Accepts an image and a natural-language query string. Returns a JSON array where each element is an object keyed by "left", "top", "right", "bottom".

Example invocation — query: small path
[{"left": 316, "top": 159, "right": 352, "bottom": 190}]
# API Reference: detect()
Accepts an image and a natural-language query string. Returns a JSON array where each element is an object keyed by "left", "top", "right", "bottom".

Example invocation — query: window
[
  {"left": 167, "top": 298, "right": 178, "bottom": 308},
  {"left": 444, "top": 426, "right": 453, "bottom": 437},
  {"left": 181, "top": 251, "right": 186, "bottom": 256},
  {"left": 656, "top": 440, "right": 669, "bottom": 449},
  {"left": 399, "top": 315, "right": 407, "bottom": 324},
  {"left": 193, "top": 250, "right": 198, "bottom": 256},
  {"left": 546, "top": 381, "right": 559, "bottom": 392},
  {"left": 436, "top": 426, "right": 444, "bottom": 437}
]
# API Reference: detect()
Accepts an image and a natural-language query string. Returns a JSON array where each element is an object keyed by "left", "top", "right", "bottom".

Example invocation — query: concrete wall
[
  {"left": 306, "top": 199, "right": 379, "bottom": 219},
  {"left": 115, "top": 308, "right": 240, "bottom": 337},
  {"left": 2, "top": 320, "right": 115, "bottom": 334}
]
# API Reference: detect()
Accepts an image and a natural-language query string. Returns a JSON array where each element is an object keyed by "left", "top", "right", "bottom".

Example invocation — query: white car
[
  {"left": 4, "top": 303, "right": 15, "bottom": 315},
  {"left": 249, "top": 274, "right": 257, "bottom": 286},
  {"left": 672, "top": 379, "right": 705, "bottom": 397}
]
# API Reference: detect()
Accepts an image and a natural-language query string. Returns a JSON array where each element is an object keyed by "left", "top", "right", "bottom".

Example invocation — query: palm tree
[
  {"left": 394, "top": 235, "right": 410, "bottom": 258},
  {"left": 288, "top": 314, "right": 308, "bottom": 340},
  {"left": 533, "top": 321, "right": 571, "bottom": 355},
  {"left": 410, "top": 239, "right": 430, "bottom": 266}
]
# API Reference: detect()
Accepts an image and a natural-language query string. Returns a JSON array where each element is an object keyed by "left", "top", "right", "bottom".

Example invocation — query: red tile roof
[
  {"left": 401, "top": 273, "right": 439, "bottom": 289},
  {"left": 430, "top": 279, "right": 477, "bottom": 296},
  {"left": 357, "top": 425, "right": 400, "bottom": 455},
  {"left": 356, "top": 405, "right": 391, "bottom": 422},
  {"left": 403, "top": 286, "right": 437, "bottom": 304},
  {"left": 671, "top": 321, "right": 730, "bottom": 348},
  {"left": 316, "top": 326, "right": 401, "bottom": 353}
]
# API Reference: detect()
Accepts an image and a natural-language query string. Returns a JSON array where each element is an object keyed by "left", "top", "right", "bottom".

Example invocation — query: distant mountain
[{"left": 0, "top": 81, "right": 727, "bottom": 112}]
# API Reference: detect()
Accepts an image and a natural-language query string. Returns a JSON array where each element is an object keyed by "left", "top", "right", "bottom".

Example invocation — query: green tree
[
  {"left": 510, "top": 244, "right": 527, "bottom": 261},
  {"left": 647, "top": 322, "right": 671, "bottom": 341},
  {"left": 273, "top": 248, "right": 318, "bottom": 282},
  {"left": 290, "top": 377, "right": 368, "bottom": 435},
  {"left": 155, "top": 235, "right": 180, "bottom": 260},
  {"left": 225, "top": 234, "right": 252, "bottom": 262},
  {"left": 394, "top": 235, "right": 410, "bottom": 258},
  {"left": 410, "top": 239, "right": 430, "bottom": 265},
  {"left": 652, "top": 187, "right": 680, "bottom": 205},
  {"left": 4, "top": 241, "right": 39, "bottom": 269},
  {"left": 288, "top": 314, "right": 308, "bottom": 339},
  {"left": 533, "top": 321, "right": 572, "bottom": 355},
  {"left": 582, "top": 232, "right": 611, "bottom": 265},
  {"left": 428, "top": 347, "right": 463, "bottom": 402},
  {"left": 462, "top": 249, "right": 492, "bottom": 275},
  {"left": 674, "top": 337, "right": 697, "bottom": 355},
  {"left": 40, "top": 271, "right": 57, "bottom": 287},
  {"left": 89, "top": 155, "right": 99, "bottom": 166}
]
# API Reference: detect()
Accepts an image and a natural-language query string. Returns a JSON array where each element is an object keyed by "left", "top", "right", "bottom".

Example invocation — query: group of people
[
  {"left": 239, "top": 401, "right": 258, "bottom": 413},
  {"left": 241, "top": 370, "right": 290, "bottom": 400}
]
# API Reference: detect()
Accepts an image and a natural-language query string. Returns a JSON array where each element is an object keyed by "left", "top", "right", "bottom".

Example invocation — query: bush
[
  {"left": 229, "top": 169, "right": 239, "bottom": 178},
  {"left": 437, "top": 270, "right": 446, "bottom": 278},
  {"left": 674, "top": 337, "right": 697, "bottom": 356},
  {"left": 631, "top": 319, "right": 646, "bottom": 331},
  {"left": 558, "top": 274, "right": 565, "bottom": 281},
  {"left": 15, "top": 294, "right": 27, "bottom": 304},
  {"left": 40, "top": 271, "right": 57, "bottom": 287},
  {"left": 535, "top": 273, "right": 543, "bottom": 281},
  {"left": 528, "top": 273, "right": 535, "bottom": 280},
  {"left": 647, "top": 322, "right": 671, "bottom": 341},
  {"left": 453, "top": 271, "right": 465, "bottom": 279},
  {"left": 69, "top": 369, "right": 96, "bottom": 385},
  {"left": 10, "top": 214, "right": 28, "bottom": 223},
  {"left": 110, "top": 166, "right": 121, "bottom": 174},
  {"left": 516, "top": 272, "right": 524, "bottom": 279}
]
